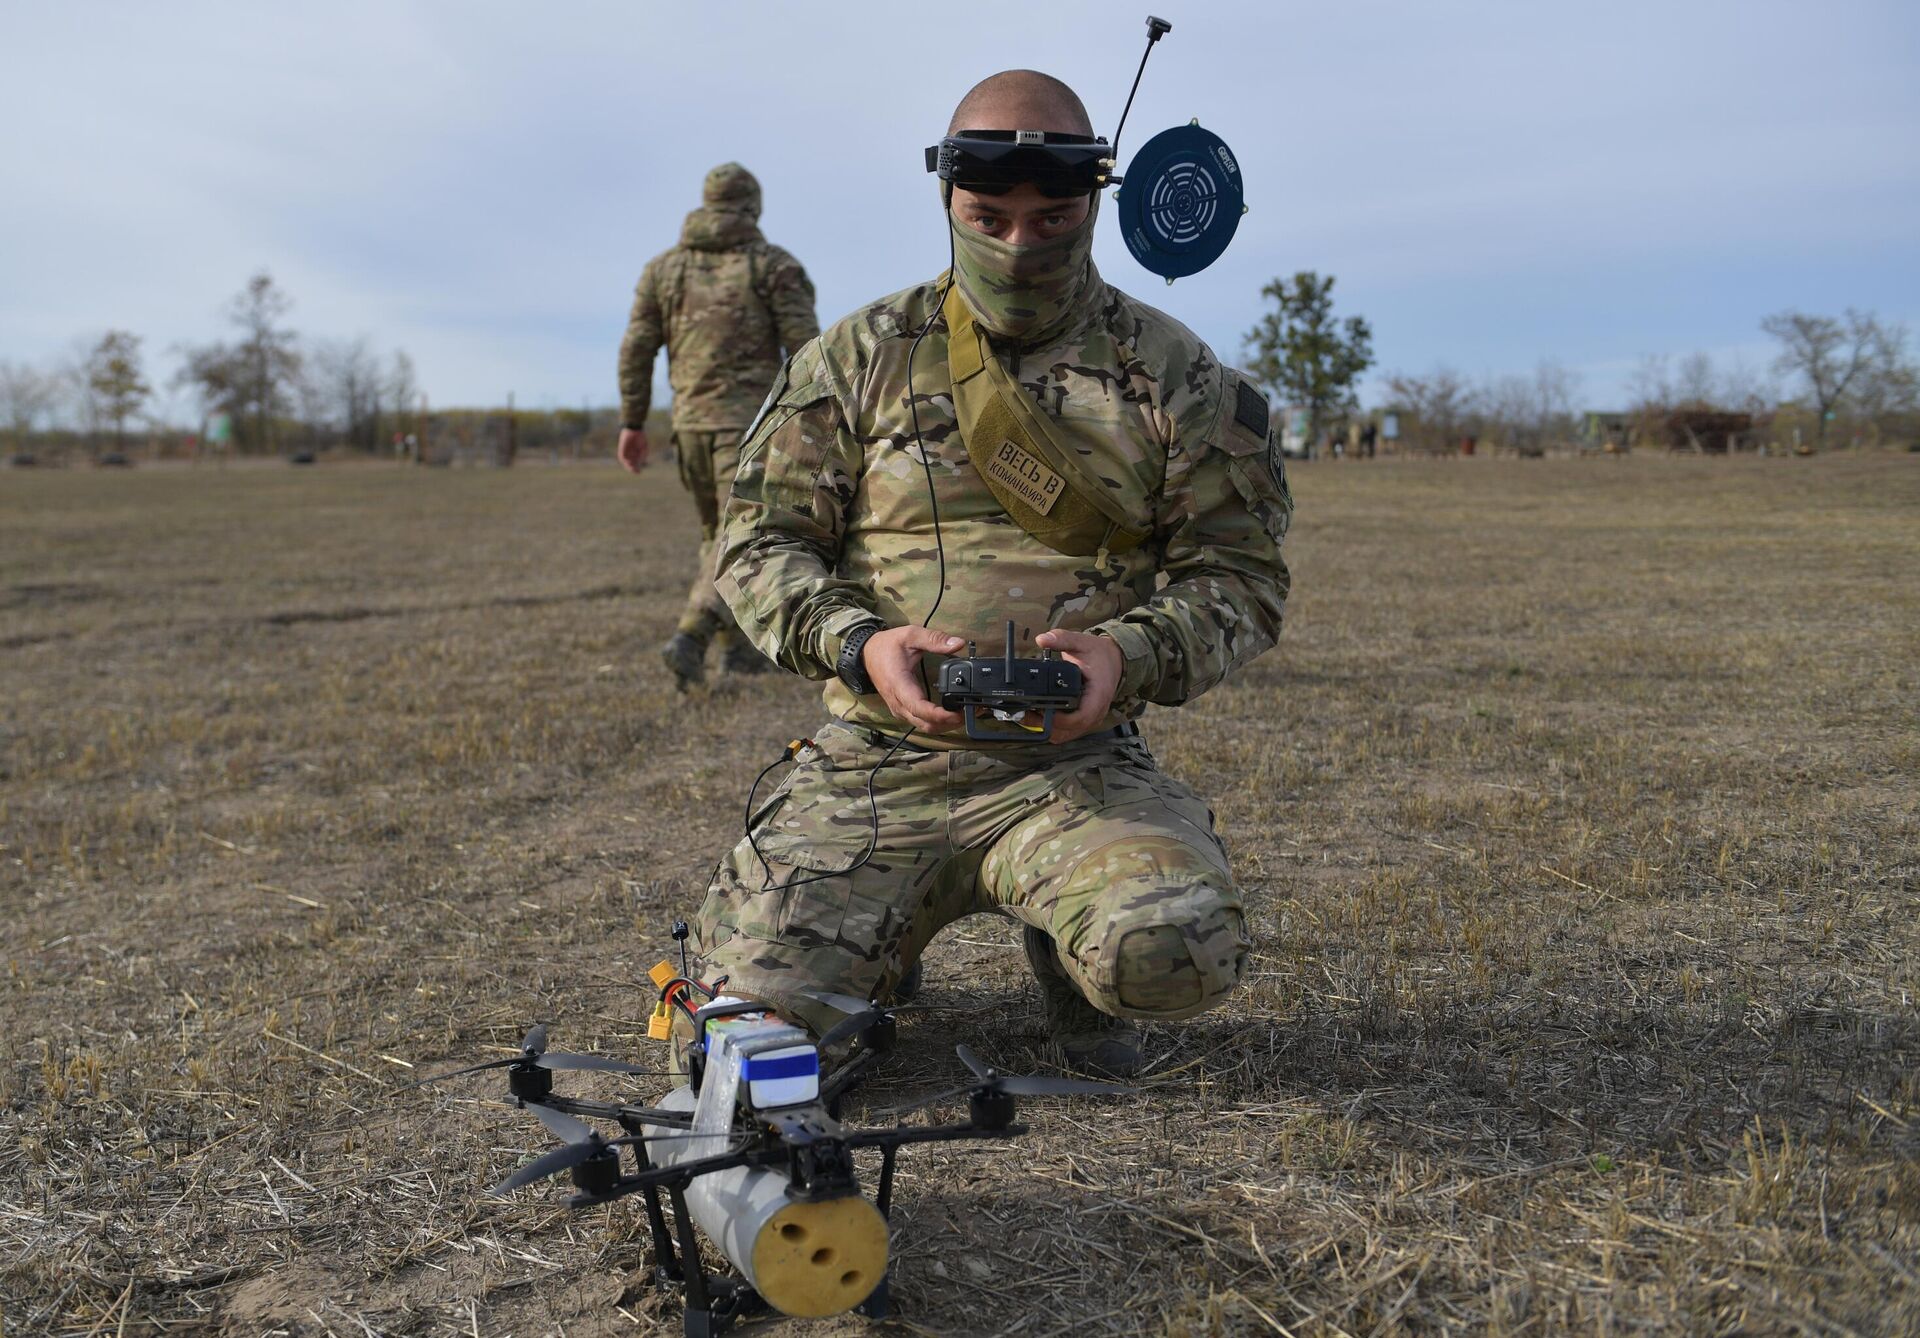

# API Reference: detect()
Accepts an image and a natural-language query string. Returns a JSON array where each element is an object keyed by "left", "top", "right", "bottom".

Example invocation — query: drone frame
[{"left": 497, "top": 1065, "right": 1029, "bottom": 1336}]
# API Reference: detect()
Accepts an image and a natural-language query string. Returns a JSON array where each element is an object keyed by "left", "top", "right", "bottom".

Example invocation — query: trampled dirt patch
[{"left": 3, "top": 455, "right": 1916, "bottom": 1335}]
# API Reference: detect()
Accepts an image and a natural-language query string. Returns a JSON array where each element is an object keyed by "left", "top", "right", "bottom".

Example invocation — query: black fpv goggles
[{"left": 924, "top": 129, "right": 1115, "bottom": 198}]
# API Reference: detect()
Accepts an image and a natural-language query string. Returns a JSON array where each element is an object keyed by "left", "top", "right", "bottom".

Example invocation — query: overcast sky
[{"left": 4, "top": 1, "right": 1916, "bottom": 414}]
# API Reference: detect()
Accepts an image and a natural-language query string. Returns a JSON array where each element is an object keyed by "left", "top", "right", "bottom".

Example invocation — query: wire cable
[{"left": 744, "top": 225, "right": 960, "bottom": 903}]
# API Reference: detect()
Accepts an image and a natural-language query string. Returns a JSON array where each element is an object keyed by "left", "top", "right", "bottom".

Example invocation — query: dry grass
[{"left": 2, "top": 453, "right": 1916, "bottom": 1336}]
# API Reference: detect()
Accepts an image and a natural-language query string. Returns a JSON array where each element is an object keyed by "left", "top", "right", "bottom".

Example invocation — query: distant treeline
[
  {"left": 1241, "top": 274, "right": 1919, "bottom": 459},
  {"left": 0, "top": 268, "right": 675, "bottom": 467},
  {"left": 8, "top": 267, "right": 1916, "bottom": 468}
]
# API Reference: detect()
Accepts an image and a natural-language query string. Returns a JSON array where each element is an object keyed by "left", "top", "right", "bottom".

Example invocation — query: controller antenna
[{"left": 672, "top": 919, "right": 690, "bottom": 978}]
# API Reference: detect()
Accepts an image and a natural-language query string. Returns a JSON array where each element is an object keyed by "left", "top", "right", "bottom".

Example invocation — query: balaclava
[{"left": 948, "top": 190, "right": 1099, "bottom": 345}]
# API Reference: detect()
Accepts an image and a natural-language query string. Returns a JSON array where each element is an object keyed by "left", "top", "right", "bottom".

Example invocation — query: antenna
[{"left": 1110, "top": 15, "right": 1172, "bottom": 171}]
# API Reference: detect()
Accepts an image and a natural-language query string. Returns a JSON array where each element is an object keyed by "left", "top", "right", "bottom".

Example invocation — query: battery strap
[{"left": 942, "top": 283, "right": 1150, "bottom": 559}]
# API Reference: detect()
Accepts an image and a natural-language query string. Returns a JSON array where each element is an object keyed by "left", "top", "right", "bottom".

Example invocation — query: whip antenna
[{"left": 1110, "top": 15, "right": 1171, "bottom": 175}]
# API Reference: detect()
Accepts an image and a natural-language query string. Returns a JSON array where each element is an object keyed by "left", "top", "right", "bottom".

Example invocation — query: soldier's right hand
[
  {"left": 617, "top": 427, "right": 650, "bottom": 473},
  {"left": 863, "top": 626, "right": 966, "bottom": 734}
]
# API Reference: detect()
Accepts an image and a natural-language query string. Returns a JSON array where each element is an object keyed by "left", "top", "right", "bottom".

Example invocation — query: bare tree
[
  {"left": 1627, "top": 353, "right": 1673, "bottom": 413},
  {"left": 311, "top": 336, "right": 383, "bottom": 451},
  {"left": 1849, "top": 320, "right": 1919, "bottom": 430},
  {"left": 1461, "top": 360, "right": 1581, "bottom": 455},
  {"left": 386, "top": 349, "right": 418, "bottom": 447},
  {"left": 0, "top": 359, "right": 60, "bottom": 455},
  {"left": 1718, "top": 354, "right": 1775, "bottom": 415},
  {"left": 1674, "top": 351, "right": 1718, "bottom": 408},
  {"left": 1383, "top": 365, "right": 1472, "bottom": 453},
  {"left": 1761, "top": 308, "right": 1880, "bottom": 448}
]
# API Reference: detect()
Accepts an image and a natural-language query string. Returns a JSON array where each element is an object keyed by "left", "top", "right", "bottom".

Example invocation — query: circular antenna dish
[{"left": 1116, "top": 122, "right": 1245, "bottom": 279}]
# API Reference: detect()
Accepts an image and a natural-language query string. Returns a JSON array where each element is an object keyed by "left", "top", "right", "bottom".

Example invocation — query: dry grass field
[{"left": 3, "top": 453, "right": 1916, "bottom": 1337}]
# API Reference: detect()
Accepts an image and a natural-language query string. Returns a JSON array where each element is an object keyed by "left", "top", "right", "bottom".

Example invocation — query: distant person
[{"left": 616, "top": 163, "right": 819, "bottom": 687}]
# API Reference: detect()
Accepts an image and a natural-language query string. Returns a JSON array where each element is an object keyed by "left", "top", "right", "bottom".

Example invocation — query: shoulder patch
[{"left": 1234, "top": 379, "right": 1270, "bottom": 439}]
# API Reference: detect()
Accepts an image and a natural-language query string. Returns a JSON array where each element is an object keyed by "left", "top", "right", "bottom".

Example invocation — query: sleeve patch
[{"left": 1234, "top": 379, "right": 1270, "bottom": 439}]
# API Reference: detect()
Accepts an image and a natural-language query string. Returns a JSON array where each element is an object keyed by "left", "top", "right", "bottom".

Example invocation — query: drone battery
[
  {"left": 742, "top": 1045, "right": 820, "bottom": 1109},
  {"left": 703, "top": 1010, "right": 821, "bottom": 1111}
]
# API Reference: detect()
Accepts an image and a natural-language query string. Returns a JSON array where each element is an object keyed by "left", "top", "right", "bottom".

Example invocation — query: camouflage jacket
[
  {"left": 618, "top": 208, "right": 818, "bottom": 432},
  {"left": 715, "top": 267, "right": 1292, "bottom": 744}
]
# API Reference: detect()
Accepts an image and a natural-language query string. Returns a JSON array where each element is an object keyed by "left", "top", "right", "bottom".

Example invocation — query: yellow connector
[
  {"left": 647, "top": 1000, "right": 673, "bottom": 1041},
  {"left": 648, "top": 960, "right": 678, "bottom": 989}
]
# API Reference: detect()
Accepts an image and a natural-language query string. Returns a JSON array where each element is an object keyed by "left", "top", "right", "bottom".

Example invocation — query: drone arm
[
  {"left": 536, "top": 1092, "right": 694, "bottom": 1128},
  {"left": 842, "top": 1120, "right": 1028, "bottom": 1152}
]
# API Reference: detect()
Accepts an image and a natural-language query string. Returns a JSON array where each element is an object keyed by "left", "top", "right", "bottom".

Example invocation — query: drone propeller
[
  {"left": 882, "top": 1043, "right": 1134, "bottom": 1115},
  {"left": 955, "top": 1042, "right": 1135, "bottom": 1097},
  {"left": 818, "top": 1006, "right": 892, "bottom": 1051},
  {"left": 803, "top": 988, "right": 879, "bottom": 1015},
  {"left": 527, "top": 1100, "right": 594, "bottom": 1145},
  {"left": 493, "top": 1104, "right": 755, "bottom": 1197},
  {"left": 803, "top": 988, "right": 897, "bottom": 1054},
  {"left": 492, "top": 1099, "right": 619, "bottom": 1196},
  {"left": 408, "top": 1022, "right": 663, "bottom": 1087}
]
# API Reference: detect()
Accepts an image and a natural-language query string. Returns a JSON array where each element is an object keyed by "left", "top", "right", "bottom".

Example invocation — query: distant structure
[{"left": 1580, "top": 412, "right": 1634, "bottom": 453}]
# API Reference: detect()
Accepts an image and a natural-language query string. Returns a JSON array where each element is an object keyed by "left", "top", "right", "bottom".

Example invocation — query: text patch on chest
[{"left": 984, "top": 439, "right": 1066, "bottom": 516}]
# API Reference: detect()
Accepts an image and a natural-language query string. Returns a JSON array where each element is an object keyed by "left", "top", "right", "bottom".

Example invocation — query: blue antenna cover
[{"left": 1115, "top": 123, "right": 1245, "bottom": 279}]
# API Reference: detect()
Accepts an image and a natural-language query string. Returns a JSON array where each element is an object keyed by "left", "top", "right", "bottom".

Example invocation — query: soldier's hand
[
  {"left": 1035, "top": 629, "right": 1124, "bottom": 744},
  {"left": 617, "top": 427, "right": 650, "bottom": 473},
  {"left": 864, "top": 626, "right": 966, "bottom": 734}
]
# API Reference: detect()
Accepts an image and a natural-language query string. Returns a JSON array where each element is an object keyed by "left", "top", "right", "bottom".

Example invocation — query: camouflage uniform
[
  {"left": 692, "top": 223, "right": 1292, "bottom": 1040},
  {"left": 618, "top": 164, "right": 818, "bottom": 646}
]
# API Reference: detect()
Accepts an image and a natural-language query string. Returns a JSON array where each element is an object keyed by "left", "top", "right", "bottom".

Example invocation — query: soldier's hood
[{"left": 679, "top": 207, "right": 763, "bottom": 251}]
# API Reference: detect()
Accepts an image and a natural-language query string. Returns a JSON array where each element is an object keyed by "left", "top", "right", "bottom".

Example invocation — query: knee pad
[{"left": 1092, "top": 891, "right": 1248, "bottom": 1021}]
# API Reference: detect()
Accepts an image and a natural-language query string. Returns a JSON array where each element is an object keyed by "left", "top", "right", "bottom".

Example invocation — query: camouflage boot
[
  {"left": 660, "top": 632, "right": 707, "bottom": 690},
  {"left": 1022, "top": 926, "right": 1143, "bottom": 1077}
]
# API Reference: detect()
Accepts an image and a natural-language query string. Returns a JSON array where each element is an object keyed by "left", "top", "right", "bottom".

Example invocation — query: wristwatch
[{"left": 836, "top": 621, "right": 887, "bottom": 696}]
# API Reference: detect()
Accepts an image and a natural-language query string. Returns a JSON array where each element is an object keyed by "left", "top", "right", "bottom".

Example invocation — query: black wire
[
  {"left": 743, "top": 227, "right": 960, "bottom": 906},
  {"left": 1110, "top": 34, "right": 1157, "bottom": 169},
  {"left": 743, "top": 749, "right": 797, "bottom": 889}
]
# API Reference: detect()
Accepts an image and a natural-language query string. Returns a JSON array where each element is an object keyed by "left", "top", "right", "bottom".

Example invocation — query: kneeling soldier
[{"left": 690, "top": 70, "right": 1292, "bottom": 1074}]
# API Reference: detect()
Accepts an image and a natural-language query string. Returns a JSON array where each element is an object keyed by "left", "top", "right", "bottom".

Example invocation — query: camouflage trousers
[
  {"left": 671, "top": 428, "right": 743, "bottom": 643},
  {"left": 691, "top": 721, "right": 1250, "bottom": 1040}
]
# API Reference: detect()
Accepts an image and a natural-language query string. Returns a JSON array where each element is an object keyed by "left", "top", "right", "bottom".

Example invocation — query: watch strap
[{"left": 836, "top": 621, "right": 886, "bottom": 696}]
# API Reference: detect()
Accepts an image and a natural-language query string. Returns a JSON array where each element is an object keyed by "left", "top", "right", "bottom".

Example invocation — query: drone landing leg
[
  {"left": 853, "top": 1144, "right": 899, "bottom": 1321},
  {"left": 630, "top": 1138, "right": 680, "bottom": 1284},
  {"left": 875, "top": 1144, "right": 898, "bottom": 1220},
  {"left": 855, "top": 1275, "right": 892, "bottom": 1321},
  {"left": 668, "top": 1181, "right": 766, "bottom": 1338}
]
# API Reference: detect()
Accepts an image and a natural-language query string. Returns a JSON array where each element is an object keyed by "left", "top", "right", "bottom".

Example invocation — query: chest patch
[{"left": 982, "top": 438, "right": 1066, "bottom": 516}]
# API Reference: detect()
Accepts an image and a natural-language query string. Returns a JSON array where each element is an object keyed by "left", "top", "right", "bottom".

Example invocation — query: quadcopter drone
[{"left": 410, "top": 948, "right": 1133, "bottom": 1336}]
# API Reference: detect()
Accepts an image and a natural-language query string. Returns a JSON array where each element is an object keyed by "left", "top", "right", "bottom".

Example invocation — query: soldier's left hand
[{"left": 1034, "top": 629, "right": 1124, "bottom": 744}]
